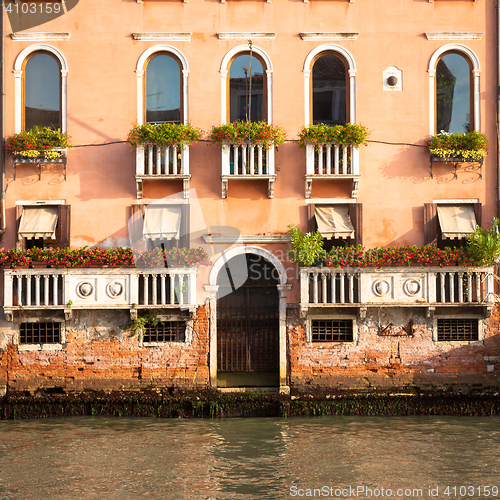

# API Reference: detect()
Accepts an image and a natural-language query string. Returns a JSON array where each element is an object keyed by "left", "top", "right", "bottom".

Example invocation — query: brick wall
[
  {"left": 287, "top": 305, "right": 500, "bottom": 391},
  {"left": 0, "top": 306, "right": 210, "bottom": 393}
]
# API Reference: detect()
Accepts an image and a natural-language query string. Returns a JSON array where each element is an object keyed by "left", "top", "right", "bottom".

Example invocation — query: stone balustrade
[
  {"left": 304, "top": 143, "right": 360, "bottom": 198},
  {"left": 3, "top": 268, "right": 197, "bottom": 320},
  {"left": 135, "top": 144, "right": 190, "bottom": 198},
  {"left": 221, "top": 142, "right": 276, "bottom": 198},
  {"left": 300, "top": 266, "right": 495, "bottom": 313}
]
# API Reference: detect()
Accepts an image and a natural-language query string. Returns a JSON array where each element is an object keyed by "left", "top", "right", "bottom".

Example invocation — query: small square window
[
  {"left": 143, "top": 320, "right": 186, "bottom": 343},
  {"left": 437, "top": 318, "right": 479, "bottom": 342},
  {"left": 20, "top": 322, "right": 61, "bottom": 344},
  {"left": 311, "top": 319, "right": 354, "bottom": 342}
]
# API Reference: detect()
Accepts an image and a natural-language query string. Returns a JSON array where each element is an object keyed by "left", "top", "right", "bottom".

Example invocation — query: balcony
[
  {"left": 300, "top": 266, "right": 495, "bottom": 317},
  {"left": 135, "top": 144, "right": 191, "bottom": 199},
  {"left": 3, "top": 268, "right": 197, "bottom": 321},
  {"left": 304, "top": 143, "right": 360, "bottom": 198},
  {"left": 221, "top": 142, "right": 276, "bottom": 198}
]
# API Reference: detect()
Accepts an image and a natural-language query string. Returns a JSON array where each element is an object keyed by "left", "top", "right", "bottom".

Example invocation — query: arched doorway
[{"left": 216, "top": 253, "right": 280, "bottom": 387}]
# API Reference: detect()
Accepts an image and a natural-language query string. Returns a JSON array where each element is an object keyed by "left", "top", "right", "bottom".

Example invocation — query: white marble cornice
[{"left": 132, "top": 33, "right": 192, "bottom": 42}]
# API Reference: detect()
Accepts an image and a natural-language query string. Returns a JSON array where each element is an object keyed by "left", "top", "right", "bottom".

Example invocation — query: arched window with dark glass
[
  {"left": 145, "top": 54, "right": 182, "bottom": 124},
  {"left": 229, "top": 54, "right": 265, "bottom": 122},
  {"left": 312, "top": 53, "right": 347, "bottom": 125},
  {"left": 436, "top": 52, "right": 472, "bottom": 133},
  {"left": 23, "top": 52, "right": 61, "bottom": 130}
]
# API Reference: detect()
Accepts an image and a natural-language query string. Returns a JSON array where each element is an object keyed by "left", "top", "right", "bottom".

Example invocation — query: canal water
[{"left": 0, "top": 416, "right": 499, "bottom": 499}]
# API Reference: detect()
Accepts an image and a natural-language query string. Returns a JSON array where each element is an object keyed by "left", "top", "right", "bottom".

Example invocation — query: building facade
[{"left": 0, "top": 0, "right": 498, "bottom": 393}]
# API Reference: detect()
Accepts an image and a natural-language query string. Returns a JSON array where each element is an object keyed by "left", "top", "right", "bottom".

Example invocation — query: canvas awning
[
  {"left": 143, "top": 205, "right": 182, "bottom": 240},
  {"left": 18, "top": 206, "right": 58, "bottom": 240},
  {"left": 437, "top": 205, "right": 477, "bottom": 239},
  {"left": 315, "top": 206, "right": 355, "bottom": 239}
]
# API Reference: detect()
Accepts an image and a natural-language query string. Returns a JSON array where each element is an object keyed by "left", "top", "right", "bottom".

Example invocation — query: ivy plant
[{"left": 123, "top": 310, "right": 159, "bottom": 337}]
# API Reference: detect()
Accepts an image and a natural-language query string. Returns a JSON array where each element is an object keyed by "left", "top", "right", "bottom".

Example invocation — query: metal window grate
[
  {"left": 20, "top": 322, "right": 61, "bottom": 344},
  {"left": 437, "top": 318, "right": 479, "bottom": 341},
  {"left": 312, "top": 319, "right": 353, "bottom": 342},
  {"left": 143, "top": 321, "right": 186, "bottom": 343}
]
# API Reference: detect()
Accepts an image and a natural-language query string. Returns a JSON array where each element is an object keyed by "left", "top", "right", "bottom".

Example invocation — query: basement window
[
  {"left": 311, "top": 319, "right": 354, "bottom": 342},
  {"left": 19, "top": 321, "right": 63, "bottom": 349},
  {"left": 437, "top": 318, "right": 479, "bottom": 342},
  {"left": 142, "top": 320, "right": 187, "bottom": 344}
]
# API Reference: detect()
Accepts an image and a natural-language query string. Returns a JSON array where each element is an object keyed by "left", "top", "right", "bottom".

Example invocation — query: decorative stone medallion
[
  {"left": 403, "top": 279, "right": 421, "bottom": 296},
  {"left": 106, "top": 281, "right": 123, "bottom": 299},
  {"left": 77, "top": 282, "right": 93, "bottom": 298},
  {"left": 373, "top": 279, "right": 391, "bottom": 297}
]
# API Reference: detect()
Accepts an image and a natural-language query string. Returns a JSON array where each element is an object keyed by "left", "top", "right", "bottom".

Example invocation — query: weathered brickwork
[
  {"left": 0, "top": 300, "right": 498, "bottom": 393},
  {"left": 0, "top": 306, "right": 210, "bottom": 393},
  {"left": 287, "top": 305, "right": 500, "bottom": 391}
]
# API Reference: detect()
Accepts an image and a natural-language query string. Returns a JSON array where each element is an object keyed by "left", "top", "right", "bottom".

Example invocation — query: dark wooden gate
[{"left": 217, "top": 255, "right": 279, "bottom": 373}]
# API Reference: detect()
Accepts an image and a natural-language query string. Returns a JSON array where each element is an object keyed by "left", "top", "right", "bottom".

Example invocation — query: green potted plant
[
  {"left": 297, "top": 123, "right": 370, "bottom": 150},
  {"left": 4, "top": 126, "right": 71, "bottom": 162},
  {"left": 425, "top": 130, "right": 488, "bottom": 162},
  {"left": 208, "top": 121, "right": 286, "bottom": 149},
  {"left": 466, "top": 218, "right": 500, "bottom": 266},
  {"left": 127, "top": 123, "right": 200, "bottom": 150},
  {"left": 287, "top": 225, "right": 326, "bottom": 267}
]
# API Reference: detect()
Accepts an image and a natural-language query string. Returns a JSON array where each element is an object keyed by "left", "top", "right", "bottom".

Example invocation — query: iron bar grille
[
  {"left": 437, "top": 319, "right": 479, "bottom": 341},
  {"left": 311, "top": 319, "right": 353, "bottom": 342},
  {"left": 20, "top": 322, "right": 61, "bottom": 344},
  {"left": 143, "top": 321, "right": 186, "bottom": 343}
]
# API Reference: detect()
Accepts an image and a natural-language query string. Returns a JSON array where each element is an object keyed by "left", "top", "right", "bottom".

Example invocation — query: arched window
[
  {"left": 428, "top": 44, "right": 480, "bottom": 135},
  {"left": 229, "top": 53, "right": 266, "bottom": 123},
  {"left": 136, "top": 45, "right": 189, "bottom": 126},
  {"left": 23, "top": 52, "right": 61, "bottom": 130},
  {"left": 303, "top": 45, "right": 356, "bottom": 127},
  {"left": 311, "top": 53, "right": 348, "bottom": 125},
  {"left": 144, "top": 53, "right": 182, "bottom": 124},
  {"left": 436, "top": 52, "right": 472, "bottom": 133}
]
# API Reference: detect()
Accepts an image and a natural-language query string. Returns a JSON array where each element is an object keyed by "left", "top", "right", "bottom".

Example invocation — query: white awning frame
[
  {"left": 18, "top": 206, "right": 58, "bottom": 240},
  {"left": 143, "top": 205, "right": 183, "bottom": 241},
  {"left": 315, "top": 206, "right": 355, "bottom": 240},
  {"left": 437, "top": 205, "right": 477, "bottom": 240}
]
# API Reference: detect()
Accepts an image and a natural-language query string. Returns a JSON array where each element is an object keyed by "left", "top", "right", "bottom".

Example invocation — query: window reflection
[
  {"left": 146, "top": 54, "right": 181, "bottom": 124},
  {"left": 436, "top": 53, "right": 471, "bottom": 133},
  {"left": 312, "top": 54, "right": 347, "bottom": 126},
  {"left": 24, "top": 53, "right": 60, "bottom": 130},
  {"left": 229, "top": 54, "right": 264, "bottom": 122}
]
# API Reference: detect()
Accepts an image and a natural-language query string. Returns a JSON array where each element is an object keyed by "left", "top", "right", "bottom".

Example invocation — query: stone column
[
  {"left": 277, "top": 284, "right": 292, "bottom": 393},
  {"left": 204, "top": 285, "right": 219, "bottom": 388}
]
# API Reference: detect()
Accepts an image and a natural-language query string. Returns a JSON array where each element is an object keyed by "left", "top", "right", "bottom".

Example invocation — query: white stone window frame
[
  {"left": 16, "top": 317, "right": 66, "bottom": 352},
  {"left": 139, "top": 313, "right": 193, "bottom": 347},
  {"left": 14, "top": 44, "right": 68, "bottom": 134},
  {"left": 428, "top": 44, "right": 481, "bottom": 135},
  {"left": 220, "top": 45, "right": 274, "bottom": 124},
  {"left": 303, "top": 44, "right": 357, "bottom": 126},
  {"left": 432, "top": 315, "right": 484, "bottom": 346},
  {"left": 306, "top": 312, "right": 358, "bottom": 347},
  {"left": 136, "top": 45, "right": 190, "bottom": 126}
]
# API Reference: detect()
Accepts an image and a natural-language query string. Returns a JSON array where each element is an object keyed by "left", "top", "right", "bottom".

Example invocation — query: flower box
[
  {"left": 13, "top": 148, "right": 68, "bottom": 164},
  {"left": 425, "top": 131, "right": 488, "bottom": 163}
]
